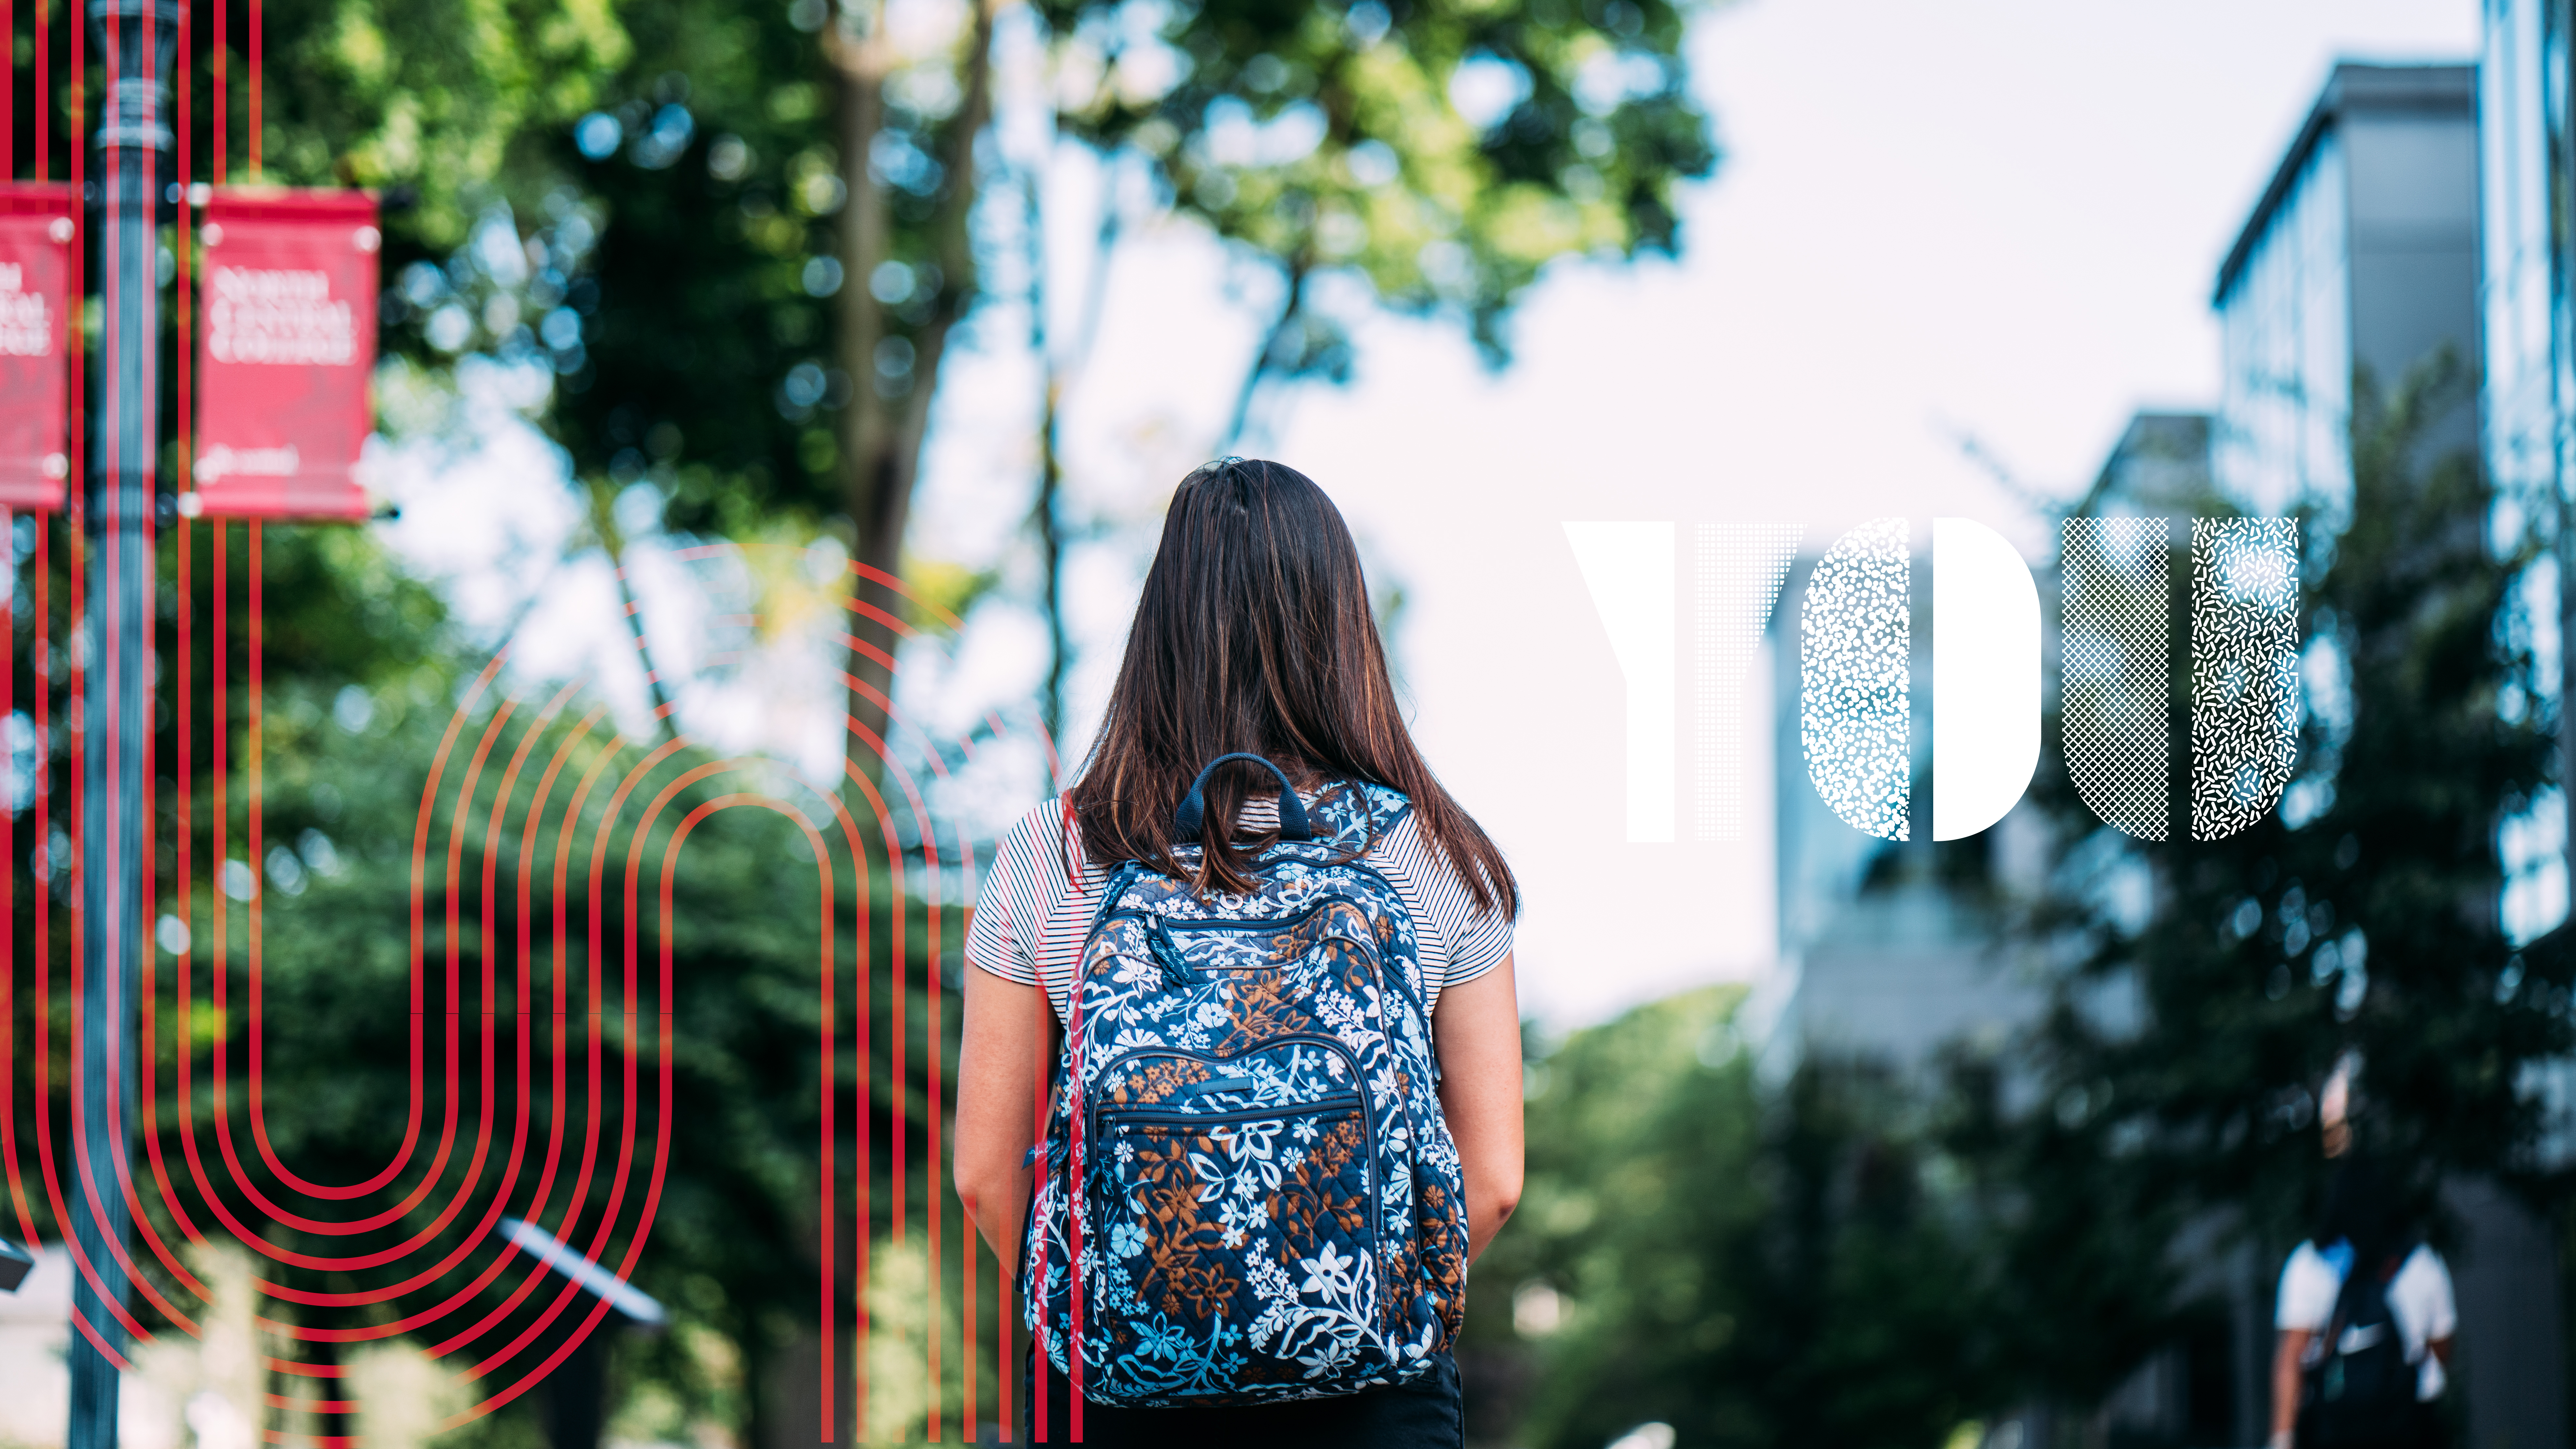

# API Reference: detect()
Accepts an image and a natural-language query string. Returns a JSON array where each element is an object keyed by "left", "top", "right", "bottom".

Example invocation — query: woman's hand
[
  {"left": 1433, "top": 954, "right": 1525, "bottom": 1266},
  {"left": 953, "top": 966, "right": 1057, "bottom": 1262}
]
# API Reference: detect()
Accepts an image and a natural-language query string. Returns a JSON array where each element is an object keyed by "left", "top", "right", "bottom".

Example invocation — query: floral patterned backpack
[{"left": 1019, "top": 752, "right": 1470, "bottom": 1407}]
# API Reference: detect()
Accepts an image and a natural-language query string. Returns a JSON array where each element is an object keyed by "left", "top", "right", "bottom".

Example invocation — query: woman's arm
[
  {"left": 1433, "top": 954, "right": 1525, "bottom": 1266},
  {"left": 2269, "top": 1328, "right": 2313, "bottom": 1447},
  {"left": 953, "top": 966, "right": 1057, "bottom": 1262}
]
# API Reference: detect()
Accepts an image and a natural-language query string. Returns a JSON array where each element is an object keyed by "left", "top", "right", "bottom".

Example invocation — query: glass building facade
[
  {"left": 2215, "top": 130, "right": 2352, "bottom": 515},
  {"left": 2485, "top": 0, "right": 2576, "bottom": 1156},
  {"left": 2483, "top": 0, "right": 2573, "bottom": 519},
  {"left": 2214, "top": 66, "right": 2480, "bottom": 516}
]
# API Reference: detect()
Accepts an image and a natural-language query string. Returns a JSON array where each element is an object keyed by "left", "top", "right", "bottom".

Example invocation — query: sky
[{"left": 389, "top": 0, "right": 2484, "bottom": 1027}]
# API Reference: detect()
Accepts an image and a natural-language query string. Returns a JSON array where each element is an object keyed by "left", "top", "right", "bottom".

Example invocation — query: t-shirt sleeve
[
  {"left": 965, "top": 805, "right": 1060, "bottom": 988},
  {"left": 2401, "top": 1249, "right": 2459, "bottom": 1341},
  {"left": 1444, "top": 891, "right": 1515, "bottom": 985},
  {"left": 1382, "top": 813, "right": 1515, "bottom": 988},
  {"left": 2275, "top": 1243, "right": 2338, "bottom": 1331}
]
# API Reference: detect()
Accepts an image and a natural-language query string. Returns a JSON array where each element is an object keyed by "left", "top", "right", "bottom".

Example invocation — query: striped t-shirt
[{"left": 965, "top": 789, "right": 1514, "bottom": 1020}]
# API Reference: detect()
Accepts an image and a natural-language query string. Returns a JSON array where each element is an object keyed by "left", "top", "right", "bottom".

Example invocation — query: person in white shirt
[{"left": 2268, "top": 1158, "right": 2456, "bottom": 1449}]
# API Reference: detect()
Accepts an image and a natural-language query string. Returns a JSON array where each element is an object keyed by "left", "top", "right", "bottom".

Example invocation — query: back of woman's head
[
  {"left": 1069, "top": 458, "right": 1516, "bottom": 914},
  {"left": 2317, "top": 1155, "right": 2403, "bottom": 1263}
]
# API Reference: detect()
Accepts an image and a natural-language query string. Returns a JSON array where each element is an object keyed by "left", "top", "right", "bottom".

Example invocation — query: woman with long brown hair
[{"left": 955, "top": 457, "right": 1525, "bottom": 1445}]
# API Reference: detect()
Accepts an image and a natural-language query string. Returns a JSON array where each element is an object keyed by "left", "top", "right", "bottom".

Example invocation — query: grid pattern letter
[
  {"left": 2190, "top": 517, "right": 2300, "bottom": 841},
  {"left": 2061, "top": 517, "right": 2170, "bottom": 841},
  {"left": 1800, "top": 518, "right": 1910, "bottom": 842},
  {"left": 1695, "top": 523, "right": 1800, "bottom": 841}
]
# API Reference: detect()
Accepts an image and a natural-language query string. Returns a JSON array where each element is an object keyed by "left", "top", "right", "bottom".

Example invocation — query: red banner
[
  {"left": 0, "top": 183, "right": 76, "bottom": 513},
  {"left": 196, "top": 188, "right": 381, "bottom": 520}
]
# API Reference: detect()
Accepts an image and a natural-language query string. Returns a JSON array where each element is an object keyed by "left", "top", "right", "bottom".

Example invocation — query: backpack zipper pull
[{"left": 1147, "top": 916, "right": 1200, "bottom": 988}]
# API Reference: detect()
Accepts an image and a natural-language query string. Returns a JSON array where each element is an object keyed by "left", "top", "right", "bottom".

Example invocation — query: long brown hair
[{"left": 1067, "top": 458, "right": 1519, "bottom": 916}]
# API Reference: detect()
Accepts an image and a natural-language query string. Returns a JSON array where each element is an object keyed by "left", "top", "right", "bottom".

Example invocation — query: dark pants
[
  {"left": 1020, "top": 1351, "right": 1464, "bottom": 1448},
  {"left": 2296, "top": 1403, "right": 2447, "bottom": 1449}
]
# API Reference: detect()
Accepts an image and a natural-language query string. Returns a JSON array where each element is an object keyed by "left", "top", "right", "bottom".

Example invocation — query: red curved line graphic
[
  {"left": 831, "top": 676, "right": 957, "bottom": 1440},
  {"left": 0, "top": 512, "right": 35, "bottom": 1256},
  {"left": 415, "top": 720, "right": 627, "bottom": 1361},
  {"left": 458, "top": 772, "right": 803, "bottom": 1390},
  {"left": 250, "top": 682, "right": 583, "bottom": 1309},
  {"left": 147, "top": 517, "right": 208, "bottom": 1260},
  {"left": 212, "top": 689, "right": 519, "bottom": 1246},
  {"left": 456, "top": 781, "right": 830, "bottom": 1418},
  {"left": 442, "top": 736, "right": 689, "bottom": 1370},
  {"left": 64, "top": 548, "right": 1014, "bottom": 1425}
]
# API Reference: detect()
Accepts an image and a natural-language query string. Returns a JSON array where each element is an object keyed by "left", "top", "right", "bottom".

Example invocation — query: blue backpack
[
  {"left": 2298, "top": 1243, "right": 2437, "bottom": 1448},
  {"left": 1019, "top": 754, "right": 1470, "bottom": 1406}
]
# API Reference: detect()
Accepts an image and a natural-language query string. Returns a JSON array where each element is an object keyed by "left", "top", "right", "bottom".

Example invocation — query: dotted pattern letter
[{"left": 1801, "top": 518, "right": 1910, "bottom": 841}]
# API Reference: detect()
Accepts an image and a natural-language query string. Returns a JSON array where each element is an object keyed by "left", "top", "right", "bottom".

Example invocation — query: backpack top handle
[{"left": 1173, "top": 752, "right": 1314, "bottom": 843}]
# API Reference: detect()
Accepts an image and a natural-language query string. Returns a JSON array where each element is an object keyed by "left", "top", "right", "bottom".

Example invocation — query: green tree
[
  {"left": 229, "top": 658, "right": 971, "bottom": 1447},
  {"left": 270, "top": 0, "right": 1720, "bottom": 756},
  {"left": 1015, "top": 0, "right": 1718, "bottom": 721},
  {"left": 1035, "top": 0, "right": 1717, "bottom": 427},
  {"left": 265, "top": 0, "right": 630, "bottom": 240},
  {"left": 1472, "top": 988, "right": 2011, "bottom": 1449}
]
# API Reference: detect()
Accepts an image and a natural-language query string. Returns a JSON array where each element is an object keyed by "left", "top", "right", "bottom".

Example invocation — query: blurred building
[
  {"left": 2476, "top": 7, "right": 2576, "bottom": 1449},
  {"left": 2484, "top": 0, "right": 2576, "bottom": 963},
  {"left": 2481, "top": 0, "right": 2572, "bottom": 517},
  {"left": 1751, "top": 548, "right": 2046, "bottom": 1085},
  {"left": 1756, "top": 57, "right": 2564, "bottom": 1449},
  {"left": 1751, "top": 415, "right": 2212, "bottom": 1084},
  {"left": 1750, "top": 419, "right": 2252, "bottom": 1449},
  {"left": 2213, "top": 64, "right": 2480, "bottom": 515},
  {"left": 2088, "top": 412, "right": 2220, "bottom": 517}
]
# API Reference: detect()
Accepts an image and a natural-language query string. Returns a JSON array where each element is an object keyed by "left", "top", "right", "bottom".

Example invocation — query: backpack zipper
[
  {"left": 1097, "top": 1092, "right": 1366, "bottom": 1128},
  {"left": 1084, "top": 1035, "right": 1378, "bottom": 1206}
]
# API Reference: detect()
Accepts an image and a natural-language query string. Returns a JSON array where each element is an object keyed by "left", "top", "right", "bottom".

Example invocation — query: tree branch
[
  {"left": 833, "top": 0, "right": 999, "bottom": 776},
  {"left": 1225, "top": 259, "right": 1307, "bottom": 452}
]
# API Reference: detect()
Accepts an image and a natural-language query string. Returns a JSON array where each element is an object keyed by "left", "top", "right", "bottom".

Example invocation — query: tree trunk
[
  {"left": 833, "top": 0, "right": 998, "bottom": 780},
  {"left": 590, "top": 480, "right": 675, "bottom": 739}
]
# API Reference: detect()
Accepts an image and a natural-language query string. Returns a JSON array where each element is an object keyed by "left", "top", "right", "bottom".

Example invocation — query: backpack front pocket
[{"left": 1090, "top": 1091, "right": 1381, "bottom": 1385}]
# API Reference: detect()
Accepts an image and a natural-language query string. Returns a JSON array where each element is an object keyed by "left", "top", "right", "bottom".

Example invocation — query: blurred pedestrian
[
  {"left": 952, "top": 458, "right": 1524, "bottom": 1447},
  {"left": 2268, "top": 1156, "right": 2457, "bottom": 1449}
]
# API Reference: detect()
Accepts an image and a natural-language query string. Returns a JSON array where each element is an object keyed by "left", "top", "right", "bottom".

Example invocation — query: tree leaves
[{"left": 1039, "top": 0, "right": 1718, "bottom": 364}]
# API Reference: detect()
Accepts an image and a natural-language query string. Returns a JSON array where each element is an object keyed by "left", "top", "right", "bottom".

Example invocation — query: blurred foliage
[
  {"left": 234, "top": 0, "right": 1720, "bottom": 528},
  {"left": 1466, "top": 987, "right": 2011, "bottom": 1449},
  {"left": 264, "top": 0, "right": 631, "bottom": 246},
  {"left": 1040, "top": 0, "right": 1717, "bottom": 374},
  {"left": 1986, "top": 353, "right": 2576, "bottom": 1406},
  {"left": 347, "top": 1, "right": 858, "bottom": 542},
  {"left": 4, "top": 520, "right": 979, "bottom": 1446},
  {"left": 24, "top": 0, "right": 1731, "bottom": 779},
  {"left": 223, "top": 661, "right": 971, "bottom": 1445}
]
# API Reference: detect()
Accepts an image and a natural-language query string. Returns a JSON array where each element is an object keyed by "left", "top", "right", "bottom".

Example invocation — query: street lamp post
[{"left": 70, "top": 6, "right": 178, "bottom": 1449}]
